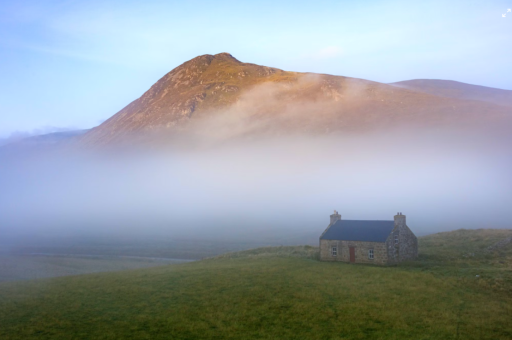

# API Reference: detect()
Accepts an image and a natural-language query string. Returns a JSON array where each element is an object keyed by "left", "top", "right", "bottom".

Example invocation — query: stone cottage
[{"left": 319, "top": 211, "right": 418, "bottom": 265}]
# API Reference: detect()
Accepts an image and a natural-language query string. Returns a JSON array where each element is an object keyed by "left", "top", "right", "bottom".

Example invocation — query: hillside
[
  {"left": 1, "top": 229, "right": 511, "bottom": 339},
  {"left": 80, "top": 53, "right": 512, "bottom": 146},
  {"left": 390, "top": 79, "right": 512, "bottom": 108},
  {"left": 419, "top": 228, "right": 512, "bottom": 263}
]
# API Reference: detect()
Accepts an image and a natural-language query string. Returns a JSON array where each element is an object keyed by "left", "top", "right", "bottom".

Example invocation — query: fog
[
  {"left": 1, "top": 125, "right": 511, "bottom": 258},
  {"left": 2, "top": 76, "right": 512, "bottom": 256}
]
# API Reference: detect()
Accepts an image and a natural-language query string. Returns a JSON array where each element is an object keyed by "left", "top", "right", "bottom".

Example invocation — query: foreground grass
[
  {"left": 1, "top": 253, "right": 511, "bottom": 338},
  {"left": 1, "top": 230, "right": 511, "bottom": 339}
]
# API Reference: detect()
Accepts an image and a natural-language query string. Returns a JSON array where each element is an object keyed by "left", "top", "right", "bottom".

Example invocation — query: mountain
[
  {"left": 81, "top": 53, "right": 511, "bottom": 146},
  {"left": 390, "top": 79, "right": 512, "bottom": 108}
]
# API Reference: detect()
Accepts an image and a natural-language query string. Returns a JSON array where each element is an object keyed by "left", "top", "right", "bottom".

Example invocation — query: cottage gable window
[
  {"left": 331, "top": 246, "right": 337, "bottom": 257},
  {"left": 368, "top": 249, "right": 374, "bottom": 259},
  {"left": 394, "top": 235, "right": 399, "bottom": 244}
]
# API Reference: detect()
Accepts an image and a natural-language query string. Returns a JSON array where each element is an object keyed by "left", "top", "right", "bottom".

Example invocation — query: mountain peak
[
  {"left": 213, "top": 52, "right": 239, "bottom": 61},
  {"left": 185, "top": 52, "right": 240, "bottom": 67}
]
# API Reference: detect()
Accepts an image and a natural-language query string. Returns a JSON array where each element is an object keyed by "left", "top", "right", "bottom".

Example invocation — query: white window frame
[
  {"left": 394, "top": 235, "right": 399, "bottom": 244},
  {"left": 368, "top": 249, "right": 374, "bottom": 259},
  {"left": 331, "top": 246, "right": 337, "bottom": 257}
]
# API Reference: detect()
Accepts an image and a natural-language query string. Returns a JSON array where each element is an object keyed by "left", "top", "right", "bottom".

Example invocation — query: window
[
  {"left": 394, "top": 235, "right": 399, "bottom": 244},
  {"left": 331, "top": 246, "right": 337, "bottom": 257},
  {"left": 368, "top": 249, "right": 374, "bottom": 259}
]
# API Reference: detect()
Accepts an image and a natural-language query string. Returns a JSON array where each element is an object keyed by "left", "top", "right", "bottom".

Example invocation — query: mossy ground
[{"left": 0, "top": 229, "right": 511, "bottom": 339}]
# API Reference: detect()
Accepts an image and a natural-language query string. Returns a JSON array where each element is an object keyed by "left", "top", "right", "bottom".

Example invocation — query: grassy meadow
[
  {"left": 0, "top": 255, "right": 187, "bottom": 282},
  {"left": 0, "top": 229, "right": 511, "bottom": 339}
]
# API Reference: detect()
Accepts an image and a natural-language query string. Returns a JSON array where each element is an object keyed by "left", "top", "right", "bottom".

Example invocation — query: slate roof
[{"left": 320, "top": 220, "right": 395, "bottom": 243}]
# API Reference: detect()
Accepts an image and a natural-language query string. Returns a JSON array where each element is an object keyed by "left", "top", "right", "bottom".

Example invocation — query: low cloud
[
  {"left": 0, "top": 126, "right": 78, "bottom": 146},
  {"left": 1, "top": 128, "right": 511, "bottom": 245},
  {"left": 1, "top": 76, "right": 511, "bottom": 253}
]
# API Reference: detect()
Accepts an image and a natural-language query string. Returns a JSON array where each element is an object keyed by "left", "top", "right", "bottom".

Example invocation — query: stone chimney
[
  {"left": 394, "top": 212, "right": 406, "bottom": 227},
  {"left": 330, "top": 210, "right": 341, "bottom": 226}
]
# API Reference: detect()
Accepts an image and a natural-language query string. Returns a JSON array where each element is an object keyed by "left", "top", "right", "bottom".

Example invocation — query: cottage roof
[{"left": 320, "top": 220, "right": 395, "bottom": 242}]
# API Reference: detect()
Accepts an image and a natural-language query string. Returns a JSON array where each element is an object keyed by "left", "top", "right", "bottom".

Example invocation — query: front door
[{"left": 349, "top": 247, "right": 355, "bottom": 263}]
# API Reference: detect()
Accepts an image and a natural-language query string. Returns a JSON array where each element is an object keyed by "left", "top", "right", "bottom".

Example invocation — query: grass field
[
  {"left": 0, "top": 229, "right": 511, "bottom": 339},
  {"left": 0, "top": 255, "right": 189, "bottom": 282}
]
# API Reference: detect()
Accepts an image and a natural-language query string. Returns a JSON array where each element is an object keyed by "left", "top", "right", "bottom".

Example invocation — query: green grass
[
  {"left": 412, "top": 229, "right": 512, "bottom": 291},
  {"left": 419, "top": 228, "right": 512, "bottom": 262},
  {"left": 0, "top": 229, "right": 511, "bottom": 339},
  {"left": 0, "top": 255, "right": 186, "bottom": 282}
]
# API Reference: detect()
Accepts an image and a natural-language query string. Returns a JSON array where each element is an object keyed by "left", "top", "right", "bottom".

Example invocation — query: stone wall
[
  {"left": 320, "top": 239, "right": 388, "bottom": 265},
  {"left": 386, "top": 214, "right": 418, "bottom": 264},
  {"left": 399, "top": 225, "right": 418, "bottom": 261}
]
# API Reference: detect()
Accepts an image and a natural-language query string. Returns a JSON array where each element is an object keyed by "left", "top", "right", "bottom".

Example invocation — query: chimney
[
  {"left": 330, "top": 210, "right": 341, "bottom": 226},
  {"left": 394, "top": 212, "right": 406, "bottom": 227}
]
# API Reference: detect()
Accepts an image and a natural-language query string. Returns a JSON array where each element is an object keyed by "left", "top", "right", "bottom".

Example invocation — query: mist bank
[{"left": 1, "top": 128, "right": 511, "bottom": 254}]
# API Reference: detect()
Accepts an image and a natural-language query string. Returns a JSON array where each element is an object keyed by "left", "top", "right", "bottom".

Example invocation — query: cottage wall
[
  {"left": 320, "top": 239, "right": 388, "bottom": 265},
  {"left": 386, "top": 215, "right": 418, "bottom": 264}
]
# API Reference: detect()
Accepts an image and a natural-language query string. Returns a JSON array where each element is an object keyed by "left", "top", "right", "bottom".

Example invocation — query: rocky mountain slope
[{"left": 80, "top": 53, "right": 511, "bottom": 146}]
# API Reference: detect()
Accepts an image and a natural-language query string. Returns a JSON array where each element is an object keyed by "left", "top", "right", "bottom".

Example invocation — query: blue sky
[{"left": 0, "top": 0, "right": 511, "bottom": 137}]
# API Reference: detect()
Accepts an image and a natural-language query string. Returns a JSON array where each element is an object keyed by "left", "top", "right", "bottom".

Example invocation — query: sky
[{"left": 0, "top": 0, "right": 511, "bottom": 138}]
